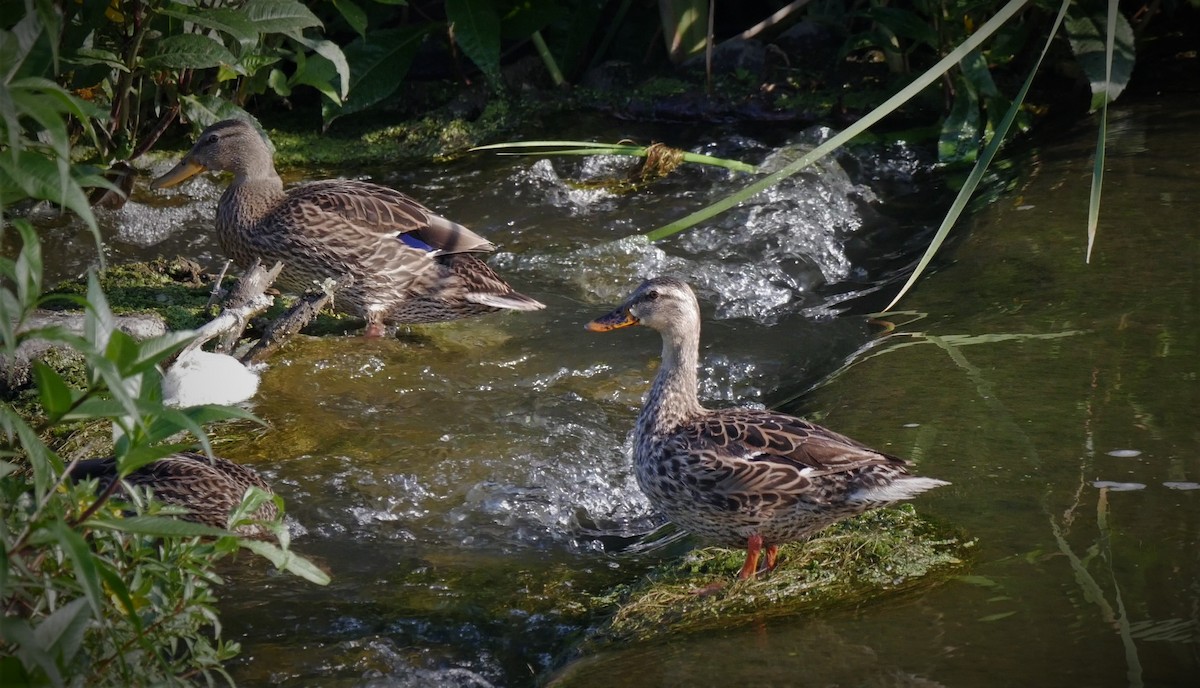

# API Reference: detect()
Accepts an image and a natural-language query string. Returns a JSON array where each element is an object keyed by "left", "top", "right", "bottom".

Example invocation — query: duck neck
[
  {"left": 636, "top": 326, "right": 705, "bottom": 445},
  {"left": 216, "top": 167, "right": 284, "bottom": 239}
]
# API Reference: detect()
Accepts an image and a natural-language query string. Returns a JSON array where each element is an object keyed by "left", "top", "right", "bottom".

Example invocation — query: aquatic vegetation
[{"left": 587, "top": 505, "right": 967, "bottom": 644}]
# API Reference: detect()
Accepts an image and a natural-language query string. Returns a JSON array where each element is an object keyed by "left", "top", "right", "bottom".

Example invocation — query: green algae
[{"left": 585, "top": 505, "right": 968, "bottom": 646}]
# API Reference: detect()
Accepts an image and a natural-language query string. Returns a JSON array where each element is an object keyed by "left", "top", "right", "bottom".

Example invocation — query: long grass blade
[
  {"left": 643, "top": 0, "right": 1032, "bottom": 242},
  {"left": 1085, "top": 0, "right": 1119, "bottom": 263},
  {"left": 882, "top": 0, "right": 1070, "bottom": 311}
]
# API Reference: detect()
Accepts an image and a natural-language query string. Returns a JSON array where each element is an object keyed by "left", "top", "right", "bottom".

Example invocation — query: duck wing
[
  {"left": 284, "top": 180, "right": 496, "bottom": 256},
  {"left": 667, "top": 409, "right": 908, "bottom": 506}
]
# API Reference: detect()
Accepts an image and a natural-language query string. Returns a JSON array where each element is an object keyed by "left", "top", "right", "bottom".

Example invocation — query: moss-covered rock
[{"left": 586, "top": 505, "right": 968, "bottom": 646}]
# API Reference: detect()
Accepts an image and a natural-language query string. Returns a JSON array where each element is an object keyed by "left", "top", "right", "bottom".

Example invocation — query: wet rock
[
  {"left": 682, "top": 39, "right": 768, "bottom": 78},
  {"left": 774, "top": 20, "right": 839, "bottom": 68},
  {"left": 1, "top": 311, "right": 168, "bottom": 397}
]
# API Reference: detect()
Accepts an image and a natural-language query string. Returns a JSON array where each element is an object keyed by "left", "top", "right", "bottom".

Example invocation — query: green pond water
[{"left": 21, "top": 92, "right": 1200, "bottom": 686}]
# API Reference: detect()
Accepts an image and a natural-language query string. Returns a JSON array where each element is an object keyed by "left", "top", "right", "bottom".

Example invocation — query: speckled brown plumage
[
  {"left": 69, "top": 452, "right": 277, "bottom": 538},
  {"left": 152, "top": 119, "right": 544, "bottom": 331},
  {"left": 587, "top": 276, "right": 949, "bottom": 580}
]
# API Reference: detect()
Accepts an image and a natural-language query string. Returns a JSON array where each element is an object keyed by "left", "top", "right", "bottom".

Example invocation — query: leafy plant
[
  {"left": 0, "top": 222, "right": 329, "bottom": 686},
  {"left": 3, "top": 0, "right": 350, "bottom": 167}
]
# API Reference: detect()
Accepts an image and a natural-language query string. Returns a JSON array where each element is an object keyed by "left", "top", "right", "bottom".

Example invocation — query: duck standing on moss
[
  {"left": 587, "top": 277, "right": 948, "bottom": 581},
  {"left": 153, "top": 119, "right": 544, "bottom": 336}
]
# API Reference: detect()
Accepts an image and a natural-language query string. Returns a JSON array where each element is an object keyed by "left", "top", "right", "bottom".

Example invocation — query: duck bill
[
  {"left": 585, "top": 308, "right": 638, "bottom": 332},
  {"left": 151, "top": 158, "right": 206, "bottom": 189}
]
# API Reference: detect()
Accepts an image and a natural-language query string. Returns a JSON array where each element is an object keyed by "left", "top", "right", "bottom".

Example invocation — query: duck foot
[
  {"left": 737, "top": 534, "right": 765, "bottom": 580},
  {"left": 363, "top": 321, "right": 387, "bottom": 338}
]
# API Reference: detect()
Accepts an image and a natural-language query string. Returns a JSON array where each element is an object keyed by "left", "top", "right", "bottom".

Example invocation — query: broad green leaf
[
  {"left": 333, "top": 0, "right": 368, "bottom": 38},
  {"left": 104, "top": 328, "right": 141, "bottom": 374},
  {"left": 70, "top": 46, "right": 129, "bottom": 71},
  {"left": 937, "top": 75, "right": 982, "bottom": 163},
  {"left": 33, "top": 597, "right": 91, "bottom": 668},
  {"left": 862, "top": 6, "right": 940, "bottom": 49},
  {"left": 959, "top": 48, "right": 999, "bottom": 99},
  {"left": 143, "top": 33, "right": 237, "bottom": 70},
  {"left": 268, "top": 67, "right": 291, "bottom": 96},
  {"left": 157, "top": 6, "right": 259, "bottom": 48},
  {"left": 0, "top": 617, "right": 61, "bottom": 685},
  {"left": 1065, "top": 6, "right": 1134, "bottom": 112},
  {"left": 178, "top": 93, "right": 255, "bottom": 129},
  {"left": 287, "top": 49, "right": 341, "bottom": 104},
  {"left": 446, "top": 0, "right": 501, "bottom": 82},
  {"left": 32, "top": 361, "right": 76, "bottom": 419},
  {"left": 324, "top": 26, "right": 426, "bottom": 123},
  {"left": 0, "top": 151, "right": 96, "bottom": 233},
  {"left": 242, "top": 0, "right": 323, "bottom": 34},
  {"left": 50, "top": 520, "right": 105, "bottom": 617},
  {"left": 289, "top": 33, "right": 350, "bottom": 100}
]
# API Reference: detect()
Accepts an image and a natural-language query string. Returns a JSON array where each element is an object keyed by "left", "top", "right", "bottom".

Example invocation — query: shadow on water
[{"left": 15, "top": 94, "right": 1200, "bottom": 686}]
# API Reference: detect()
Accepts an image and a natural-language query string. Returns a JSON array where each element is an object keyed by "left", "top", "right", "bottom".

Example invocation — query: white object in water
[{"left": 161, "top": 350, "right": 259, "bottom": 407}]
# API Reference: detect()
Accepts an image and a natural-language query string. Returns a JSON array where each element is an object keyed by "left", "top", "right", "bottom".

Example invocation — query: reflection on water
[{"left": 18, "top": 95, "right": 1200, "bottom": 685}]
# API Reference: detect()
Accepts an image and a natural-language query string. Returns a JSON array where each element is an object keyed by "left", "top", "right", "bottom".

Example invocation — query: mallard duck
[
  {"left": 587, "top": 277, "right": 948, "bottom": 580},
  {"left": 152, "top": 119, "right": 544, "bottom": 336},
  {"left": 69, "top": 452, "right": 278, "bottom": 538}
]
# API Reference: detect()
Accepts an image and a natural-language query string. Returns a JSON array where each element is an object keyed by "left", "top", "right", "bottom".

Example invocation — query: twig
[
  {"left": 205, "top": 260, "right": 232, "bottom": 309},
  {"left": 240, "top": 283, "right": 337, "bottom": 366}
]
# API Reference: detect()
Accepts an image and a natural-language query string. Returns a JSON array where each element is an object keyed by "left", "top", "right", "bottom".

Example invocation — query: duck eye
[
  {"left": 201, "top": 134, "right": 218, "bottom": 145},
  {"left": 644, "top": 290, "right": 659, "bottom": 301}
]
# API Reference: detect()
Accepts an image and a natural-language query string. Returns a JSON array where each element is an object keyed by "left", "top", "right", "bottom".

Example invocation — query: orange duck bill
[{"left": 585, "top": 308, "right": 638, "bottom": 332}]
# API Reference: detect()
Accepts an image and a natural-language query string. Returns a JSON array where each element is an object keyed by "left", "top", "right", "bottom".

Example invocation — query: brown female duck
[
  {"left": 587, "top": 277, "right": 948, "bottom": 580},
  {"left": 70, "top": 452, "right": 277, "bottom": 538},
  {"left": 152, "top": 119, "right": 544, "bottom": 336}
]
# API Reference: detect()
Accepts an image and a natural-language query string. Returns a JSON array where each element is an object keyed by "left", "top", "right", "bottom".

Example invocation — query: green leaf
[
  {"left": 32, "top": 361, "right": 76, "bottom": 419},
  {"left": 0, "top": 151, "right": 96, "bottom": 234},
  {"left": 862, "top": 6, "right": 940, "bottom": 49},
  {"left": 177, "top": 93, "right": 255, "bottom": 129},
  {"left": 324, "top": 26, "right": 426, "bottom": 124},
  {"left": 446, "top": 0, "right": 501, "bottom": 82},
  {"left": 87, "top": 514, "right": 231, "bottom": 539},
  {"left": 83, "top": 273, "right": 115, "bottom": 365},
  {"left": 94, "top": 562, "right": 142, "bottom": 633},
  {"left": 157, "top": 6, "right": 259, "bottom": 48},
  {"left": 34, "top": 597, "right": 91, "bottom": 668},
  {"left": 1065, "top": 6, "right": 1134, "bottom": 111},
  {"left": 50, "top": 520, "right": 105, "bottom": 618},
  {"left": 289, "top": 33, "right": 350, "bottom": 100},
  {"left": 0, "top": 617, "right": 61, "bottom": 685},
  {"left": 143, "top": 33, "right": 237, "bottom": 70},
  {"left": 242, "top": 0, "right": 323, "bottom": 34},
  {"left": 240, "top": 540, "right": 331, "bottom": 585},
  {"left": 268, "top": 67, "right": 291, "bottom": 96},
  {"left": 332, "top": 0, "right": 368, "bottom": 38},
  {"left": 937, "top": 75, "right": 982, "bottom": 163},
  {"left": 287, "top": 49, "right": 341, "bottom": 104}
]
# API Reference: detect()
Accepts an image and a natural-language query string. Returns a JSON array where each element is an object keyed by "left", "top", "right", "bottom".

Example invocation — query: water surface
[{"left": 25, "top": 95, "right": 1200, "bottom": 686}]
